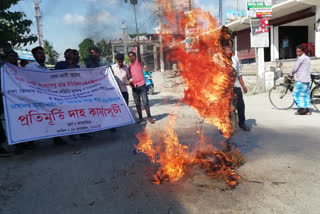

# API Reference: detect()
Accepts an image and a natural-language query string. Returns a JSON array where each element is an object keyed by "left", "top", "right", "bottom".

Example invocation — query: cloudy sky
[{"left": 10, "top": 0, "right": 247, "bottom": 58}]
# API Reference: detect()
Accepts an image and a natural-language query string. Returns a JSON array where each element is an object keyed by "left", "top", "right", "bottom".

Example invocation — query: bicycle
[{"left": 269, "top": 74, "right": 320, "bottom": 110}]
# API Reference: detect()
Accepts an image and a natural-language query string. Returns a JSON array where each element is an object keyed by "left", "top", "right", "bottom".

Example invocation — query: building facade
[{"left": 226, "top": 0, "right": 320, "bottom": 63}]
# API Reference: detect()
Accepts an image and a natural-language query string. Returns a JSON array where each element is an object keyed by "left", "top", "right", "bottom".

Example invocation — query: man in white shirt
[
  {"left": 230, "top": 40, "right": 250, "bottom": 131},
  {"left": 25, "top": 46, "right": 50, "bottom": 71},
  {"left": 111, "top": 53, "right": 129, "bottom": 105},
  {"left": 26, "top": 47, "right": 69, "bottom": 145}
]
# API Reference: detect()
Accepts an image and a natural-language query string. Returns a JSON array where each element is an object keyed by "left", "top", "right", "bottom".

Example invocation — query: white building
[{"left": 226, "top": 0, "right": 320, "bottom": 66}]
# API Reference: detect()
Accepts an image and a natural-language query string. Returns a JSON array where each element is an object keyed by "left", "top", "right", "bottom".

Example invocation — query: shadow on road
[
  {"left": 1, "top": 119, "right": 320, "bottom": 214},
  {"left": 149, "top": 96, "right": 181, "bottom": 107}
]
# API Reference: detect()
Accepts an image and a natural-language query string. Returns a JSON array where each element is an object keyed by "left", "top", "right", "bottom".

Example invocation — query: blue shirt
[
  {"left": 25, "top": 61, "right": 50, "bottom": 72},
  {"left": 282, "top": 40, "right": 289, "bottom": 48},
  {"left": 55, "top": 61, "right": 80, "bottom": 70}
]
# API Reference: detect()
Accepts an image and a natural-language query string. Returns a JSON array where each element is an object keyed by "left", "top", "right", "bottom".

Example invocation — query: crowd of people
[{"left": 0, "top": 41, "right": 154, "bottom": 157}]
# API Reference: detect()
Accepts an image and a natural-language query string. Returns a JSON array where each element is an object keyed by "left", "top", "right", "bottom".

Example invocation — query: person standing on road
[
  {"left": 86, "top": 47, "right": 102, "bottom": 68},
  {"left": 72, "top": 49, "right": 80, "bottom": 67},
  {"left": 128, "top": 41, "right": 154, "bottom": 124},
  {"left": 281, "top": 36, "right": 289, "bottom": 59},
  {"left": 55, "top": 49, "right": 80, "bottom": 70},
  {"left": 111, "top": 53, "right": 129, "bottom": 105},
  {"left": 25, "top": 46, "right": 50, "bottom": 72},
  {"left": 14, "top": 46, "right": 51, "bottom": 152},
  {"left": 288, "top": 44, "right": 311, "bottom": 115},
  {"left": 0, "top": 50, "right": 19, "bottom": 156},
  {"left": 53, "top": 49, "right": 81, "bottom": 145},
  {"left": 143, "top": 66, "right": 154, "bottom": 95},
  {"left": 229, "top": 40, "right": 250, "bottom": 131}
]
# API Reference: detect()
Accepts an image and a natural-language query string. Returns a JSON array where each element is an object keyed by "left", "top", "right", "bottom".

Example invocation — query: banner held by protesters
[{"left": 1, "top": 63, "right": 135, "bottom": 145}]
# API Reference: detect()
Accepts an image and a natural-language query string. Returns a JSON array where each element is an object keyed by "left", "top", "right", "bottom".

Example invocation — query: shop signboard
[
  {"left": 250, "top": 17, "right": 269, "bottom": 47},
  {"left": 185, "top": 11, "right": 199, "bottom": 53},
  {"left": 247, "top": 0, "right": 272, "bottom": 18}
]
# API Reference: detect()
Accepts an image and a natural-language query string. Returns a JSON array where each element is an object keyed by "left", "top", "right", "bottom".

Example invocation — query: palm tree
[
  {"left": 124, "top": 0, "right": 139, "bottom": 40},
  {"left": 43, "top": 40, "right": 59, "bottom": 65}
]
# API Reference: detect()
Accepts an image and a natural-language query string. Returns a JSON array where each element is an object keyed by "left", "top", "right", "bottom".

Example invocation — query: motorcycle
[{"left": 143, "top": 68, "right": 154, "bottom": 95}]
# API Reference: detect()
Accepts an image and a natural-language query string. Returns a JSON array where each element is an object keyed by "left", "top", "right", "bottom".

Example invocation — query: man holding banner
[
  {"left": 1, "top": 52, "right": 135, "bottom": 145},
  {"left": 0, "top": 50, "right": 19, "bottom": 156},
  {"left": 25, "top": 46, "right": 50, "bottom": 72}
]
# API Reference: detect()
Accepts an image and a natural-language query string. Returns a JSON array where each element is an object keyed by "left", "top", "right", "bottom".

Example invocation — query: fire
[
  {"left": 135, "top": 115, "right": 243, "bottom": 187},
  {"left": 135, "top": 1, "right": 243, "bottom": 187},
  {"left": 136, "top": 115, "right": 191, "bottom": 184},
  {"left": 157, "top": 0, "right": 235, "bottom": 138}
]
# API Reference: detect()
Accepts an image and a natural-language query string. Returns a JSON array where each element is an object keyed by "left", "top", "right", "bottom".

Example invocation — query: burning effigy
[{"left": 135, "top": 0, "right": 244, "bottom": 188}]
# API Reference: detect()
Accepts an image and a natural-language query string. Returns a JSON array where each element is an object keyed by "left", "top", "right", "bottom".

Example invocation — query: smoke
[
  {"left": 81, "top": 0, "right": 157, "bottom": 41},
  {"left": 82, "top": 2, "right": 121, "bottom": 41}
]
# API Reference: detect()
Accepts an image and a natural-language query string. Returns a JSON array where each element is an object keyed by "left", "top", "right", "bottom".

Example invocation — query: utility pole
[
  {"left": 34, "top": 0, "right": 43, "bottom": 47},
  {"left": 188, "top": 0, "right": 192, "bottom": 11},
  {"left": 157, "top": 4, "right": 165, "bottom": 72},
  {"left": 133, "top": 3, "right": 139, "bottom": 41},
  {"left": 219, "top": 0, "right": 222, "bottom": 26}
]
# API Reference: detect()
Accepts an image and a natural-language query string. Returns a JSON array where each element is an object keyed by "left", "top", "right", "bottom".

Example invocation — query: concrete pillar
[
  {"left": 153, "top": 45, "right": 159, "bottom": 71},
  {"left": 234, "top": 35, "right": 238, "bottom": 57},
  {"left": 160, "top": 35, "right": 165, "bottom": 72},
  {"left": 274, "top": 26, "right": 279, "bottom": 60},
  {"left": 270, "top": 25, "right": 275, "bottom": 61},
  {"left": 159, "top": 18, "right": 165, "bottom": 72},
  {"left": 124, "top": 43, "right": 128, "bottom": 57},
  {"left": 315, "top": 5, "right": 320, "bottom": 57},
  {"left": 256, "top": 47, "right": 265, "bottom": 92},
  {"left": 112, "top": 45, "right": 115, "bottom": 63},
  {"left": 140, "top": 44, "right": 144, "bottom": 55}
]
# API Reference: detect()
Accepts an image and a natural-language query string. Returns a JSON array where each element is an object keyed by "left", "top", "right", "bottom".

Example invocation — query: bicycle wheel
[
  {"left": 311, "top": 86, "right": 320, "bottom": 111},
  {"left": 269, "top": 84, "right": 294, "bottom": 110}
]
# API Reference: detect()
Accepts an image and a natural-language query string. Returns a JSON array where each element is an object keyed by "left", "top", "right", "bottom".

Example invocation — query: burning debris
[
  {"left": 135, "top": 1, "right": 244, "bottom": 188},
  {"left": 135, "top": 115, "right": 244, "bottom": 188}
]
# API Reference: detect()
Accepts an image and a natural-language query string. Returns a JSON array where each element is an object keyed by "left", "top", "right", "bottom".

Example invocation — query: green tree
[
  {"left": 78, "top": 38, "right": 94, "bottom": 62},
  {"left": 43, "top": 40, "right": 59, "bottom": 65},
  {"left": 96, "top": 39, "right": 108, "bottom": 57},
  {"left": 0, "top": 0, "right": 37, "bottom": 51},
  {"left": 96, "top": 39, "right": 112, "bottom": 62}
]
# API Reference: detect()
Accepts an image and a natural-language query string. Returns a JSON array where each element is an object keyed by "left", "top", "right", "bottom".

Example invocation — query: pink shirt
[{"left": 128, "top": 60, "right": 146, "bottom": 87}]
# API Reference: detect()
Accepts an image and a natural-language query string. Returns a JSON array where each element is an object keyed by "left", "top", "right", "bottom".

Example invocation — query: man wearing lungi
[{"left": 289, "top": 45, "right": 311, "bottom": 115}]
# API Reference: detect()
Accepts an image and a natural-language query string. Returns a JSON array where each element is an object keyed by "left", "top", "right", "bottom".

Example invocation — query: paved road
[{"left": 1, "top": 89, "right": 320, "bottom": 214}]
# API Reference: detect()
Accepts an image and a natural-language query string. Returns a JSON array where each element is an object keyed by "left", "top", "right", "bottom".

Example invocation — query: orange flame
[
  {"left": 135, "top": 116, "right": 242, "bottom": 187},
  {"left": 135, "top": 1, "right": 242, "bottom": 187},
  {"left": 136, "top": 115, "right": 191, "bottom": 183},
  {"left": 155, "top": 0, "right": 235, "bottom": 137}
]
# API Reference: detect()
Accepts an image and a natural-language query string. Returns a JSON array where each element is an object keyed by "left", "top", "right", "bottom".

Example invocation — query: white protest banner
[{"left": 1, "top": 63, "right": 135, "bottom": 145}]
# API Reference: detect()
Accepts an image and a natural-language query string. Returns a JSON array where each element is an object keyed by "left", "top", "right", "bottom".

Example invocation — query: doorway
[{"left": 279, "top": 26, "right": 308, "bottom": 59}]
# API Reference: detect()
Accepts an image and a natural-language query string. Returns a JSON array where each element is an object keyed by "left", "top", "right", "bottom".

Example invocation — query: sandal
[
  {"left": 305, "top": 111, "right": 312, "bottom": 115},
  {"left": 295, "top": 108, "right": 306, "bottom": 115},
  {"left": 294, "top": 111, "right": 305, "bottom": 115}
]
